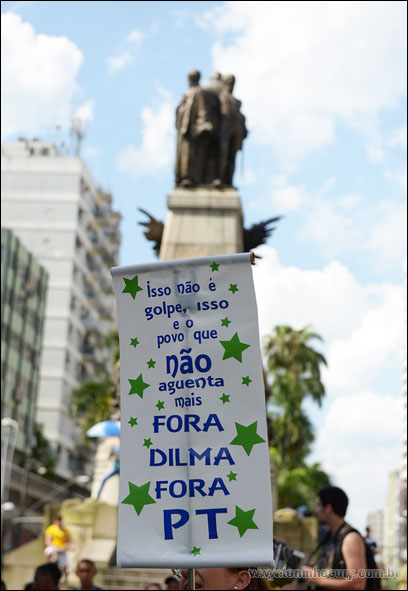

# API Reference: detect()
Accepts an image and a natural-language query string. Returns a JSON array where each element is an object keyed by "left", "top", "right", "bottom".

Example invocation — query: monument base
[{"left": 159, "top": 187, "right": 243, "bottom": 260}]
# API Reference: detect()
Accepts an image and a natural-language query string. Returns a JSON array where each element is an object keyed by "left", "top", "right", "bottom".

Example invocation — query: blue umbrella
[{"left": 86, "top": 420, "right": 120, "bottom": 438}]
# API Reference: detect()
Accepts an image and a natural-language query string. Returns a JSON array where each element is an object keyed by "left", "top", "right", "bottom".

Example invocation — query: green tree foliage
[
  {"left": 264, "top": 325, "right": 327, "bottom": 469},
  {"left": 264, "top": 325, "right": 331, "bottom": 507},
  {"left": 272, "top": 448, "right": 331, "bottom": 509},
  {"left": 103, "top": 330, "right": 120, "bottom": 364},
  {"left": 71, "top": 331, "right": 120, "bottom": 440},
  {"left": 71, "top": 376, "right": 115, "bottom": 440},
  {"left": 31, "top": 423, "right": 57, "bottom": 479}
]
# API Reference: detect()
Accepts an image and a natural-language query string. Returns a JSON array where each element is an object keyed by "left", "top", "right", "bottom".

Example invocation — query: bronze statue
[
  {"left": 175, "top": 70, "right": 247, "bottom": 188},
  {"left": 243, "top": 217, "right": 282, "bottom": 258},
  {"left": 175, "top": 70, "right": 222, "bottom": 188},
  {"left": 218, "top": 74, "right": 247, "bottom": 186},
  {"left": 138, "top": 208, "right": 164, "bottom": 256}
]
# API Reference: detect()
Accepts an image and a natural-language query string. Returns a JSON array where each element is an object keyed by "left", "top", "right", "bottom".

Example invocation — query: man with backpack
[{"left": 301, "top": 486, "right": 381, "bottom": 590}]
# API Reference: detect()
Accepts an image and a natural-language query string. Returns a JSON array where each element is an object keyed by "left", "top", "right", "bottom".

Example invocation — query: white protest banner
[{"left": 111, "top": 253, "right": 273, "bottom": 568}]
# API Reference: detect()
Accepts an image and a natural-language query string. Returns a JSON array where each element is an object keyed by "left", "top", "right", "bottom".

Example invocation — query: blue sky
[{"left": 2, "top": 1, "right": 407, "bottom": 532}]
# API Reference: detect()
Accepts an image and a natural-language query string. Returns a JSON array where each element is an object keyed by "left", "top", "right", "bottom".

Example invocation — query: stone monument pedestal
[{"left": 159, "top": 187, "right": 243, "bottom": 260}]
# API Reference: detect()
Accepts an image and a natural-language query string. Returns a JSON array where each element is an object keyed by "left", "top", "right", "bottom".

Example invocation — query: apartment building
[
  {"left": 1, "top": 227, "right": 48, "bottom": 461},
  {"left": 1, "top": 139, "right": 121, "bottom": 478}
]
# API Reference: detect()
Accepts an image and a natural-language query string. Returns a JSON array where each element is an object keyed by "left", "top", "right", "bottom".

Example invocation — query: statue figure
[
  {"left": 208, "top": 71, "right": 225, "bottom": 94},
  {"left": 138, "top": 208, "right": 164, "bottom": 256},
  {"left": 218, "top": 74, "right": 248, "bottom": 186},
  {"left": 175, "top": 70, "right": 222, "bottom": 187},
  {"left": 175, "top": 70, "right": 247, "bottom": 188}
]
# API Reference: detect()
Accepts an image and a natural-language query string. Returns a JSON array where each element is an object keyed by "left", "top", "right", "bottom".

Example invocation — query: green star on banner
[
  {"left": 227, "top": 505, "right": 259, "bottom": 537},
  {"left": 230, "top": 421, "right": 266, "bottom": 456},
  {"left": 227, "top": 471, "right": 237, "bottom": 482},
  {"left": 221, "top": 317, "right": 231, "bottom": 327},
  {"left": 143, "top": 438, "right": 153, "bottom": 448},
  {"left": 220, "top": 393, "right": 230, "bottom": 404},
  {"left": 128, "top": 374, "right": 150, "bottom": 398},
  {"left": 220, "top": 332, "right": 250, "bottom": 363},
  {"left": 191, "top": 546, "right": 201, "bottom": 556},
  {"left": 156, "top": 400, "right": 165, "bottom": 411},
  {"left": 228, "top": 283, "right": 239, "bottom": 294},
  {"left": 130, "top": 337, "right": 140, "bottom": 347},
  {"left": 121, "top": 481, "right": 156, "bottom": 516},
  {"left": 147, "top": 358, "right": 156, "bottom": 368},
  {"left": 210, "top": 262, "right": 220, "bottom": 271},
  {"left": 122, "top": 275, "right": 143, "bottom": 300},
  {"left": 128, "top": 417, "right": 138, "bottom": 427},
  {"left": 242, "top": 376, "right": 252, "bottom": 386}
]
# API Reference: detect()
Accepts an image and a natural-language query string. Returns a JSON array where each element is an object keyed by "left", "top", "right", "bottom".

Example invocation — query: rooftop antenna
[
  {"left": 51, "top": 123, "right": 62, "bottom": 146},
  {"left": 70, "top": 117, "right": 87, "bottom": 157},
  {"left": 50, "top": 123, "right": 64, "bottom": 154}
]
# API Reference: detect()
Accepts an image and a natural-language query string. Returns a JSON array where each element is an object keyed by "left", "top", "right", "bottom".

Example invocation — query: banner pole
[{"left": 188, "top": 568, "right": 195, "bottom": 590}]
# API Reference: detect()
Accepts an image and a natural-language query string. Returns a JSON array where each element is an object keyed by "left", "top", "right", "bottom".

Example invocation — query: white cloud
[
  {"left": 316, "top": 391, "right": 403, "bottom": 530},
  {"left": 253, "top": 246, "right": 405, "bottom": 390},
  {"left": 74, "top": 100, "right": 94, "bottom": 125},
  {"left": 323, "top": 284, "right": 405, "bottom": 395},
  {"left": 107, "top": 28, "right": 144, "bottom": 73},
  {"left": 116, "top": 99, "right": 174, "bottom": 179},
  {"left": 253, "top": 247, "right": 405, "bottom": 529},
  {"left": 83, "top": 146, "right": 101, "bottom": 159},
  {"left": 127, "top": 29, "right": 144, "bottom": 45},
  {"left": 269, "top": 175, "right": 307, "bottom": 212},
  {"left": 296, "top": 184, "right": 406, "bottom": 268},
  {"left": 298, "top": 200, "right": 359, "bottom": 257},
  {"left": 385, "top": 162, "right": 408, "bottom": 189},
  {"left": 338, "top": 193, "right": 362, "bottom": 210},
  {"left": 365, "top": 200, "right": 407, "bottom": 269},
  {"left": 389, "top": 125, "right": 407, "bottom": 150},
  {"left": 254, "top": 247, "right": 370, "bottom": 341},
  {"left": 205, "top": 1, "right": 407, "bottom": 162},
  {"left": 107, "top": 51, "right": 133, "bottom": 74},
  {"left": 1, "top": 12, "right": 83, "bottom": 138},
  {"left": 238, "top": 167, "right": 256, "bottom": 187}
]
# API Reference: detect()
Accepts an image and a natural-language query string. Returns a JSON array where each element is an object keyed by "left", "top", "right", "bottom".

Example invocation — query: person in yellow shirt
[{"left": 44, "top": 515, "right": 71, "bottom": 582}]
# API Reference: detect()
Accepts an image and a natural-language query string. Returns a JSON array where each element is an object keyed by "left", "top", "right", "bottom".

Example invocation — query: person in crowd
[
  {"left": 1, "top": 580, "right": 6, "bottom": 590},
  {"left": 23, "top": 584, "right": 35, "bottom": 591},
  {"left": 97, "top": 446, "right": 120, "bottom": 499},
  {"left": 180, "top": 568, "right": 270, "bottom": 590},
  {"left": 301, "top": 486, "right": 369, "bottom": 590},
  {"left": 44, "top": 514, "right": 71, "bottom": 582},
  {"left": 144, "top": 584, "right": 163, "bottom": 590},
  {"left": 33, "top": 563, "right": 61, "bottom": 590},
  {"left": 69, "top": 559, "right": 103, "bottom": 590},
  {"left": 164, "top": 574, "right": 181, "bottom": 590},
  {"left": 365, "top": 526, "right": 378, "bottom": 555}
]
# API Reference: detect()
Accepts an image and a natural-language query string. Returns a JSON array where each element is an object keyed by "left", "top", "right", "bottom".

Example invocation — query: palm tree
[
  {"left": 273, "top": 452, "right": 331, "bottom": 509},
  {"left": 71, "top": 376, "right": 116, "bottom": 439},
  {"left": 263, "top": 325, "right": 327, "bottom": 469}
]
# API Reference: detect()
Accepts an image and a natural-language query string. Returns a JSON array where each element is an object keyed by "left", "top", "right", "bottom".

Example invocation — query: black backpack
[{"left": 331, "top": 524, "right": 381, "bottom": 591}]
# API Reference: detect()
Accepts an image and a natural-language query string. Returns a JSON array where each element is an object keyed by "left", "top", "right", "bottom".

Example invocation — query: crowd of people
[
  {"left": 1, "top": 561, "right": 182, "bottom": 591},
  {"left": 1, "top": 486, "right": 385, "bottom": 590}
]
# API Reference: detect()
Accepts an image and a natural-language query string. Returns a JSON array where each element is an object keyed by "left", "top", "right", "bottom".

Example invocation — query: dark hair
[
  {"left": 35, "top": 563, "right": 61, "bottom": 585},
  {"left": 1, "top": 580, "right": 6, "bottom": 591},
  {"left": 77, "top": 558, "right": 96, "bottom": 569},
  {"left": 318, "top": 486, "right": 349, "bottom": 517}
]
